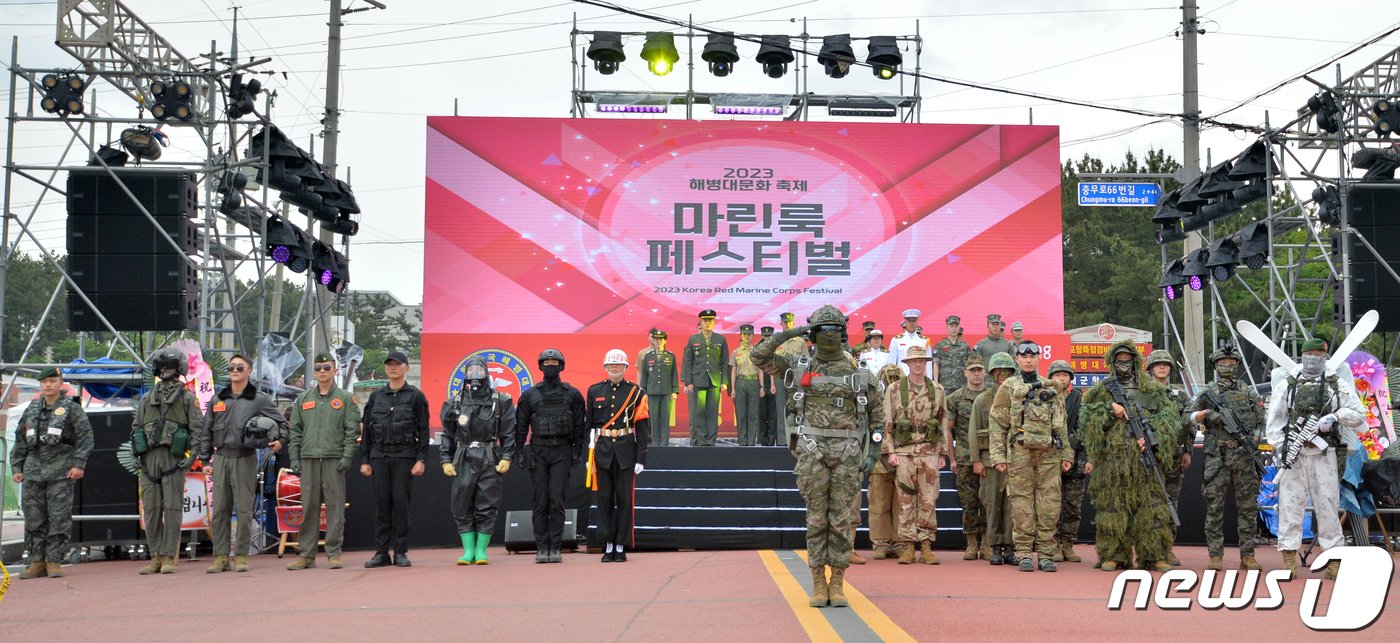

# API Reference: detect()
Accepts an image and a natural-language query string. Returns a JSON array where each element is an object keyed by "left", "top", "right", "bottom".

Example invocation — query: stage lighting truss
[
  {"left": 702, "top": 33, "right": 740, "bottom": 78},
  {"left": 755, "top": 35, "right": 795, "bottom": 79},
  {"left": 640, "top": 32, "right": 680, "bottom": 76},
  {"left": 39, "top": 73, "right": 87, "bottom": 116},
  {"left": 866, "top": 36, "right": 902, "bottom": 80},
  {"left": 587, "top": 31, "right": 627, "bottom": 75}
]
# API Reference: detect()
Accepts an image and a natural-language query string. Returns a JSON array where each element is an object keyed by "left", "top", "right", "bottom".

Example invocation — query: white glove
[
  {"left": 634, "top": 463, "right": 644, "bottom": 476},
  {"left": 1316, "top": 414, "right": 1338, "bottom": 433}
]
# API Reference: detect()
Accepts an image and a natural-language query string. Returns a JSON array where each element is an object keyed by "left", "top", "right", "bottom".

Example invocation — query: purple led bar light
[
  {"left": 597, "top": 103, "right": 667, "bottom": 113},
  {"left": 714, "top": 105, "right": 783, "bottom": 116}
]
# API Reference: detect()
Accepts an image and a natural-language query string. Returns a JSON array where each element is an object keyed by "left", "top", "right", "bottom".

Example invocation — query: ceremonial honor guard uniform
[{"left": 588, "top": 350, "right": 650, "bottom": 562}]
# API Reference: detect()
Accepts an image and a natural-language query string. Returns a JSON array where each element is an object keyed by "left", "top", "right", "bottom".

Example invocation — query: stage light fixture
[
  {"left": 1152, "top": 188, "right": 1187, "bottom": 224},
  {"left": 596, "top": 102, "right": 667, "bottom": 114},
  {"left": 818, "top": 34, "right": 855, "bottom": 79},
  {"left": 312, "top": 242, "right": 350, "bottom": 294},
  {"left": 1227, "top": 140, "right": 1276, "bottom": 181},
  {"left": 1197, "top": 161, "right": 1243, "bottom": 199},
  {"left": 714, "top": 105, "right": 783, "bottom": 115},
  {"left": 827, "top": 97, "right": 898, "bottom": 118},
  {"left": 587, "top": 32, "right": 627, "bottom": 75},
  {"left": 321, "top": 216, "right": 360, "bottom": 236},
  {"left": 866, "top": 36, "right": 902, "bottom": 80},
  {"left": 1206, "top": 237, "right": 1240, "bottom": 282},
  {"left": 216, "top": 171, "right": 248, "bottom": 214},
  {"left": 150, "top": 79, "right": 194, "bottom": 122},
  {"left": 701, "top": 33, "right": 740, "bottom": 77},
  {"left": 755, "top": 35, "right": 794, "bottom": 79},
  {"left": 1312, "top": 185, "right": 1341, "bottom": 227},
  {"left": 266, "top": 215, "right": 313, "bottom": 273},
  {"left": 89, "top": 145, "right": 129, "bottom": 167},
  {"left": 640, "top": 32, "right": 679, "bottom": 76},
  {"left": 40, "top": 73, "right": 86, "bottom": 116},
  {"left": 1155, "top": 222, "right": 1187, "bottom": 244},
  {"left": 1160, "top": 257, "right": 1188, "bottom": 300},
  {"left": 1307, "top": 91, "right": 1342, "bottom": 134},
  {"left": 118, "top": 126, "right": 167, "bottom": 162},
  {"left": 1181, "top": 247, "right": 1211, "bottom": 291},
  {"left": 1199, "top": 193, "right": 1242, "bottom": 225},
  {"left": 227, "top": 74, "right": 262, "bottom": 118},
  {"left": 1374, "top": 96, "right": 1400, "bottom": 136},
  {"left": 1236, "top": 222, "right": 1270, "bottom": 270},
  {"left": 1175, "top": 176, "right": 1209, "bottom": 214}
]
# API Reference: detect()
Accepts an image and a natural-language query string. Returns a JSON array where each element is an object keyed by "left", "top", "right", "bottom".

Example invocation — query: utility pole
[
  {"left": 312, "top": 0, "right": 344, "bottom": 358},
  {"left": 1180, "top": 0, "right": 1205, "bottom": 386}
]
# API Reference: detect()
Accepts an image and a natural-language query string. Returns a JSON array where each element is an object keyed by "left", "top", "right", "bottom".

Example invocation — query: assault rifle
[
  {"left": 1104, "top": 378, "right": 1180, "bottom": 527},
  {"left": 1202, "top": 389, "right": 1266, "bottom": 477}
]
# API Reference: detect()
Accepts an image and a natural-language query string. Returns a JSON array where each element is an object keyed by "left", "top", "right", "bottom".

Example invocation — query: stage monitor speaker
[
  {"left": 66, "top": 168, "right": 197, "bottom": 218},
  {"left": 67, "top": 213, "right": 198, "bottom": 255},
  {"left": 69, "top": 290, "right": 198, "bottom": 332},
  {"left": 503, "top": 509, "right": 578, "bottom": 553},
  {"left": 68, "top": 253, "right": 198, "bottom": 294},
  {"left": 1338, "top": 185, "right": 1400, "bottom": 332},
  {"left": 73, "top": 410, "right": 141, "bottom": 545}
]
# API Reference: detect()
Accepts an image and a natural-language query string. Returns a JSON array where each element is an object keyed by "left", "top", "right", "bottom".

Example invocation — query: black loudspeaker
[
  {"left": 73, "top": 410, "right": 142, "bottom": 546},
  {"left": 503, "top": 509, "right": 578, "bottom": 553},
  {"left": 68, "top": 254, "right": 198, "bottom": 294},
  {"left": 67, "top": 213, "right": 197, "bottom": 255},
  {"left": 1337, "top": 185, "right": 1400, "bottom": 332},
  {"left": 69, "top": 291, "right": 198, "bottom": 332},
  {"left": 66, "top": 168, "right": 197, "bottom": 217}
]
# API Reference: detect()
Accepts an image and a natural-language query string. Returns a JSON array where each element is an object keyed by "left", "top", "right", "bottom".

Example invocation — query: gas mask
[
  {"left": 1300, "top": 354, "right": 1325, "bottom": 378},
  {"left": 466, "top": 363, "right": 489, "bottom": 393}
]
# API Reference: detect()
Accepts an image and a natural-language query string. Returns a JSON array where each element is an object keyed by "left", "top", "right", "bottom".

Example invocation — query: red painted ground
[{"left": 2, "top": 545, "right": 1396, "bottom": 640}]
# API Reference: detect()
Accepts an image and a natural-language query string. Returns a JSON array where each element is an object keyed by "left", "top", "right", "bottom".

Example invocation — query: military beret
[
  {"left": 945, "top": 315, "right": 960, "bottom": 324},
  {"left": 901, "top": 308, "right": 921, "bottom": 319},
  {"left": 1301, "top": 338, "right": 1328, "bottom": 354},
  {"left": 987, "top": 313, "right": 1003, "bottom": 323},
  {"left": 760, "top": 326, "right": 775, "bottom": 336},
  {"left": 650, "top": 328, "right": 667, "bottom": 339},
  {"left": 740, "top": 324, "right": 754, "bottom": 333},
  {"left": 384, "top": 349, "right": 410, "bottom": 364},
  {"left": 698, "top": 309, "right": 717, "bottom": 319},
  {"left": 36, "top": 367, "right": 62, "bottom": 381},
  {"left": 313, "top": 352, "right": 336, "bottom": 363}
]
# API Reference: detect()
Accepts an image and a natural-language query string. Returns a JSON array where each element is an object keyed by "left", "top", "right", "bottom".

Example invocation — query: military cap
[
  {"left": 1047, "top": 360, "right": 1074, "bottom": 377},
  {"left": 987, "top": 313, "right": 1003, "bottom": 324},
  {"left": 1301, "top": 338, "right": 1328, "bottom": 354},
  {"left": 384, "top": 349, "right": 410, "bottom": 364},
  {"left": 36, "top": 367, "right": 62, "bottom": 381},
  {"left": 902, "top": 345, "right": 933, "bottom": 363},
  {"left": 963, "top": 354, "right": 985, "bottom": 370},
  {"left": 861, "top": 321, "right": 876, "bottom": 331},
  {"left": 945, "top": 315, "right": 960, "bottom": 324},
  {"left": 901, "top": 308, "right": 921, "bottom": 319},
  {"left": 313, "top": 352, "right": 336, "bottom": 363},
  {"left": 740, "top": 324, "right": 754, "bottom": 333},
  {"left": 698, "top": 309, "right": 717, "bottom": 319},
  {"left": 651, "top": 328, "right": 668, "bottom": 339},
  {"left": 869, "top": 329, "right": 883, "bottom": 337},
  {"left": 779, "top": 312, "right": 794, "bottom": 322},
  {"left": 760, "top": 326, "right": 774, "bottom": 337},
  {"left": 1010, "top": 321, "right": 1023, "bottom": 331}
]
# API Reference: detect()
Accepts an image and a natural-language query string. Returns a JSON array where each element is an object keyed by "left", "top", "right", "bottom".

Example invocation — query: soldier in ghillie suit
[
  {"left": 1080, "top": 340, "right": 1177, "bottom": 572},
  {"left": 751, "top": 305, "right": 884, "bottom": 609}
]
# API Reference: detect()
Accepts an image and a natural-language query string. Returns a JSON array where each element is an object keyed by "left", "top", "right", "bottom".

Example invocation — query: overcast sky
[{"left": 2, "top": 0, "right": 1397, "bottom": 307}]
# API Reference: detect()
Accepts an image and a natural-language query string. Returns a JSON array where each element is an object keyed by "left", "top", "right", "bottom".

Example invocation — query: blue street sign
[{"left": 1077, "top": 182, "right": 1161, "bottom": 207}]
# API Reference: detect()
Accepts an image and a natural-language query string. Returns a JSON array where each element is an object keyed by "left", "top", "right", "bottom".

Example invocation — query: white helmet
[{"left": 603, "top": 349, "right": 629, "bottom": 367}]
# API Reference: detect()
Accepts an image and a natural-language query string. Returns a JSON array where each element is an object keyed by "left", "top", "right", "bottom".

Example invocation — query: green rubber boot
[
  {"left": 457, "top": 532, "right": 476, "bottom": 565},
  {"left": 473, "top": 532, "right": 491, "bottom": 565}
]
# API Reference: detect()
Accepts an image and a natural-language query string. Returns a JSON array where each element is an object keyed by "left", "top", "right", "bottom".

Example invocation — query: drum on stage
[{"left": 274, "top": 470, "right": 328, "bottom": 533}]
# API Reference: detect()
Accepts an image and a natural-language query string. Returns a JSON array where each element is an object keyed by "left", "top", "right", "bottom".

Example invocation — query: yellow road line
[
  {"left": 757, "top": 549, "right": 842, "bottom": 642},
  {"left": 794, "top": 550, "right": 917, "bottom": 643}
]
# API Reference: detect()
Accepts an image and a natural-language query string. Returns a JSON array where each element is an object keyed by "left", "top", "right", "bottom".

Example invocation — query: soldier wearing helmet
[
  {"left": 1046, "top": 359, "right": 1089, "bottom": 563},
  {"left": 194, "top": 352, "right": 288, "bottom": 574},
  {"left": 514, "top": 348, "right": 586, "bottom": 563},
  {"left": 967, "top": 351, "right": 1017, "bottom": 565},
  {"left": 132, "top": 347, "right": 203, "bottom": 575},
  {"left": 751, "top": 305, "right": 885, "bottom": 609},
  {"left": 435, "top": 354, "right": 515, "bottom": 566},
  {"left": 1145, "top": 349, "right": 1193, "bottom": 567},
  {"left": 1187, "top": 345, "right": 1265, "bottom": 572},
  {"left": 586, "top": 349, "right": 650, "bottom": 562}
]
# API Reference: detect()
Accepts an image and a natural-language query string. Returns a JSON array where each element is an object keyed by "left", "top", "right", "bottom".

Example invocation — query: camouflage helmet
[
  {"left": 1145, "top": 349, "right": 1176, "bottom": 371},
  {"left": 538, "top": 348, "right": 566, "bottom": 370},
  {"left": 987, "top": 352, "right": 1016, "bottom": 373},
  {"left": 1208, "top": 345, "right": 1242, "bottom": 365},
  {"left": 1047, "top": 360, "right": 1074, "bottom": 377},
  {"left": 806, "top": 304, "right": 846, "bottom": 328}
]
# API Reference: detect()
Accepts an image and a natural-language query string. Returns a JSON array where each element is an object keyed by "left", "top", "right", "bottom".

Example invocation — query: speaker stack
[{"left": 66, "top": 169, "right": 199, "bottom": 331}]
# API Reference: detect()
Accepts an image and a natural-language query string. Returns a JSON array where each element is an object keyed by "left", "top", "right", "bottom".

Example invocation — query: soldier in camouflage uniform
[
  {"left": 751, "top": 305, "right": 884, "bottom": 608},
  {"left": 1081, "top": 341, "right": 1177, "bottom": 572},
  {"left": 946, "top": 354, "right": 987, "bottom": 559},
  {"left": 1187, "top": 346, "right": 1263, "bottom": 571},
  {"left": 968, "top": 352, "right": 1017, "bottom": 564},
  {"left": 882, "top": 345, "right": 948, "bottom": 565},
  {"left": 1048, "top": 360, "right": 1089, "bottom": 563},
  {"left": 990, "top": 343, "right": 1073, "bottom": 572},
  {"left": 10, "top": 368, "right": 93, "bottom": 579},
  {"left": 1146, "top": 349, "right": 1194, "bottom": 566},
  {"left": 933, "top": 315, "right": 972, "bottom": 392}
]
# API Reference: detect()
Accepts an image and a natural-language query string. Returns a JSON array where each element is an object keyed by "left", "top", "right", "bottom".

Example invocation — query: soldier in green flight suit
[
  {"left": 132, "top": 348, "right": 204, "bottom": 575},
  {"left": 751, "top": 305, "right": 884, "bottom": 609},
  {"left": 285, "top": 352, "right": 363, "bottom": 571},
  {"left": 10, "top": 368, "right": 93, "bottom": 579}
]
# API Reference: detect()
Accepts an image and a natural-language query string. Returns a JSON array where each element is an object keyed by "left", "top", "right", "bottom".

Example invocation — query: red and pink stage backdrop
[{"left": 422, "top": 117, "right": 1064, "bottom": 432}]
